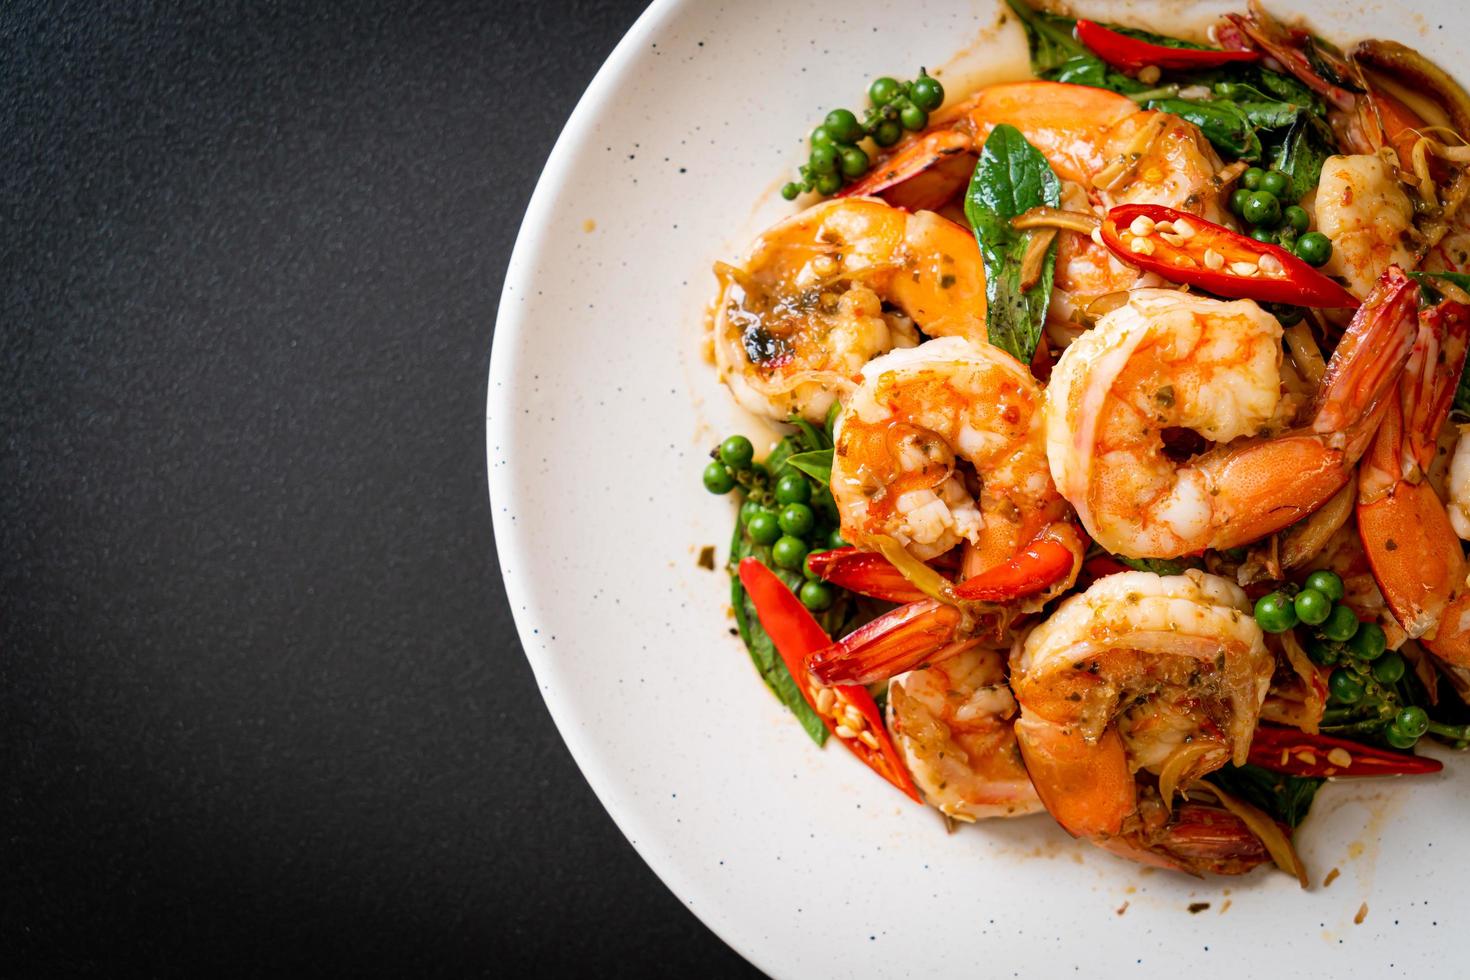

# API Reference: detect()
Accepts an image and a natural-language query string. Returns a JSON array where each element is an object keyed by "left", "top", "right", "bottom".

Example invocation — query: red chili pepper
[
  {"left": 1247, "top": 724, "right": 1443, "bottom": 777},
  {"left": 1100, "top": 204, "right": 1359, "bottom": 308},
  {"left": 1076, "top": 20, "right": 1261, "bottom": 73},
  {"left": 737, "top": 558, "right": 922, "bottom": 802}
]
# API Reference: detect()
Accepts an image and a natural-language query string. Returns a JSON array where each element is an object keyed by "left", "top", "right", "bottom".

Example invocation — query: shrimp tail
[
  {"left": 808, "top": 600, "right": 967, "bottom": 687},
  {"left": 837, "top": 130, "right": 976, "bottom": 211},
  {"left": 1184, "top": 267, "right": 1419, "bottom": 552},
  {"left": 1013, "top": 717, "right": 1134, "bottom": 839},
  {"left": 807, "top": 547, "right": 931, "bottom": 603},
  {"left": 1358, "top": 296, "right": 1470, "bottom": 652},
  {"left": 951, "top": 525, "right": 1084, "bottom": 601},
  {"left": 1311, "top": 265, "right": 1421, "bottom": 457}
]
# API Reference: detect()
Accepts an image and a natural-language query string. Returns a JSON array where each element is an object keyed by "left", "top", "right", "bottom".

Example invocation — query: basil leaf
[
  {"left": 1145, "top": 98, "right": 1262, "bottom": 161},
  {"left": 729, "top": 543, "right": 828, "bottom": 746},
  {"left": 783, "top": 449, "right": 833, "bottom": 486},
  {"left": 1004, "top": 0, "right": 1146, "bottom": 95},
  {"left": 1208, "top": 763, "right": 1323, "bottom": 829},
  {"left": 1237, "top": 100, "right": 1303, "bottom": 130},
  {"left": 965, "top": 124, "right": 1060, "bottom": 366},
  {"left": 1269, "top": 110, "right": 1335, "bottom": 198}
]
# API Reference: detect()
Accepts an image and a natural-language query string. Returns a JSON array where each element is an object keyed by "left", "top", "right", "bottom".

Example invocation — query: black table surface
[{"left": 3, "top": 1, "right": 761, "bottom": 975}]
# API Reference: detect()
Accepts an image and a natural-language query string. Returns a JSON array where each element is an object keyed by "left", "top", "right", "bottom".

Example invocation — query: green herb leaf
[
  {"left": 1145, "top": 98, "right": 1262, "bottom": 161},
  {"left": 729, "top": 548, "right": 828, "bottom": 745},
  {"left": 1208, "top": 763, "right": 1323, "bottom": 828},
  {"left": 1236, "top": 100, "right": 1303, "bottom": 130},
  {"left": 965, "top": 124, "right": 1060, "bottom": 366},
  {"left": 783, "top": 449, "right": 834, "bottom": 486},
  {"left": 1269, "top": 110, "right": 1335, "bottom": 199},
  {"left": 1003, "top": 0, "right": 1146, "bottom": 95}
]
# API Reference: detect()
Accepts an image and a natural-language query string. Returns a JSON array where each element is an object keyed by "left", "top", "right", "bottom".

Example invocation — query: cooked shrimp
[
  {"left": 1010, "top": 569, "right": 1274, "bottom": 872},
  {"left": 845, "top": 81, "right": 1229, "bottom": 225},
  {"left": 1357, "top": 297, "right": 1470, "bottom": 662},
  {"left": 887, "top": 646, "right": 1043, "bottom": 820},
  {"left": 1091, "top": 110, "right": 1231, "bottom": 224},
  {"left": 712, "top": 197, "right": 984, "bottom": 422},
  {"left": 832, "top": 335, "right": 1066, "bottom": 563},
  {"left": 807, "top": 336, "right": 1083, "bottom": 689},
  {"left": 1045, "top": 271, "right": 1419, "bottom": 559},
  {"left": 1313, "top": 154, "right": 1416, "bottom": 298}
]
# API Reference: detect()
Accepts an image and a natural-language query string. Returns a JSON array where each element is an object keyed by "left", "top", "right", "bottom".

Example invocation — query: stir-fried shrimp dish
[{"left": 701, "top": 0, "right": 1470, "bottom": 883}]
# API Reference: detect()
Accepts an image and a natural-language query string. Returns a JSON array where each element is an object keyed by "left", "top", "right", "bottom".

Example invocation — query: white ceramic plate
[{"left": 489, "top": 2, "right": 1469, "bottom": 975}]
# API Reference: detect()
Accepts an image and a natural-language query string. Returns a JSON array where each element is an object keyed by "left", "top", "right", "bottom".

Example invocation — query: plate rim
[{"left": 486, "top": 0, "right": 773, "bottom": 973}]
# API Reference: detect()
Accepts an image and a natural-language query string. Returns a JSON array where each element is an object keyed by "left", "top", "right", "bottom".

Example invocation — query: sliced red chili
[
  {"left": 1076, "top": 20, "right": 1260, "bottom": 73},
  {"left": 1247, "top": 724, "right": 1443, "bottom": 777},
  {"left": 738, "top": 558, "right": 922, "bottom": 802},
  {"left": 1101, "top": 204, "right": 1358, "bottom": 308}
]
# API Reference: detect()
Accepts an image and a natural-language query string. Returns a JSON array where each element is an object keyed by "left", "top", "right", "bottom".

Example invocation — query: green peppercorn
[
  {"left": 910, "top": 71, "right": 945, "bottom": 111},
  {"left": 838, "top": 144, "right": 869, "bottom": 178},
  {"left": 1254, "top": 592, "right": 1299, "bottom": 633},
  {"left": 778, "top": 502, "right": 815, "bottom": 536},
  {"left": 746, "top": 510, "right": 781, "bottom": 545},
  {"left": 1294, "top": 231, "right": 1332, "bottom": 267},
  {"left": 899, "top": 103, "right": 928, "bottom": 131},
  {"left": 1319, "top": 604, "right": 1361, "bottom": 643},
  {"left": 773, "top": 472, "right": 811, "bottom": 505},
  {"left": 1305, "top": 635, "right": 1340, "bottom": 666},
  {"left": 1294, "top": 587, "right": 1332, "bottom": 626},
  {"left": 1329, "top": 667, "right": 1365, "bottom": 704},
  {"left": 1304, "top": 569, "right": 1345, "bottom": 602},
  {"left": 719, "top": 435, "right": 755, "bottom": 470},
  {"left": 798, "top": 579, "right": 835, "bottom": 611},
  {"left": 1396, "top": 706, "right": 1430, "bottom": 739},
  {"left": 1243, "top": 191, "right": 1281, "bottom": 228},
  {"left": 823, "top": 108, "right": 864, "bottom": 144},
  {"left": 1283, "top": 205, "right": 1310, "bottom": 234},
  {"left": 1372, "top": 650, "right": 1406, "bottom": 684},
  {"left": 1260, "top": 170, "right": 1292, "bottom": 199},
  {"left": 1241, "top": 167, "right": 1265, "bottom": 191},
  {"left": 810, "top": 144, "right": 838, "bottom": 175},
  {"left": 868, "top": 76, "right": 902, "bottom": 107},
  {"left": 1384, "top": 723, "right": 1419, "bottom": 749},
  {"left": 1349, "top": 621, "right": 1387, "bottom": 661},
  {"left": 772, "top": 535, "right": 809, "bottom": 570},
  {"left": 703, "top": 461, "right": 735, "bottom": 494}
]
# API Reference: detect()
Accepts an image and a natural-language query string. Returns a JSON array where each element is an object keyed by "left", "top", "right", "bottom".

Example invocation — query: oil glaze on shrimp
[
  {"left": 1045, "top": 273, "right": 1419, "bottom": 558},
  {"left": 713, "top": 197, "right": 985, "bottom": 422}
]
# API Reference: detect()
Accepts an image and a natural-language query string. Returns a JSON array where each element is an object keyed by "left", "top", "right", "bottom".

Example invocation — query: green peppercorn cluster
[
  {"left": 1254, "top": 569, "right": 1433, "bottom": 749},
  {"left": 781, "top": 69, "right": 945, "bottom": 201},
  {"left": 1228, "top": 166, "right": 1333, "bottom": 268},
  {"left": 703, "top": 434, "right": 846, "bottom": 612}
]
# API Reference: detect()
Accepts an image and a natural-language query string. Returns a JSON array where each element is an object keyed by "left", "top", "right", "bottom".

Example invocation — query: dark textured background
[{"left": 2, "top": 0, "right": 761, "bottom": 974}]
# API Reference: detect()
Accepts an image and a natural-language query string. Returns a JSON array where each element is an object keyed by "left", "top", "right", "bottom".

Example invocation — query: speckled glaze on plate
[{"left": 489, "top": 1, "right": 1469, "bottom": 975}]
